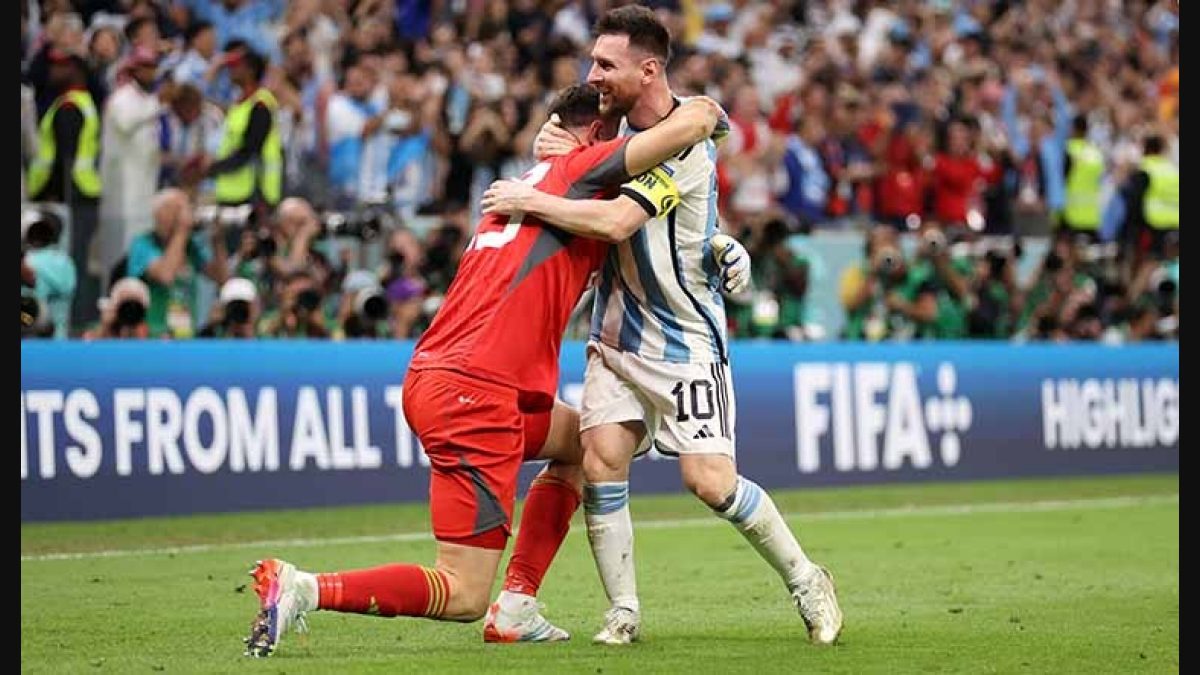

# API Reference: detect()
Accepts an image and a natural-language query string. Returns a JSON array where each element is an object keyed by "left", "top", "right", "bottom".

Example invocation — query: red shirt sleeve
[{"left": 561, "top": 137, "right": 633, "bottom": 190}]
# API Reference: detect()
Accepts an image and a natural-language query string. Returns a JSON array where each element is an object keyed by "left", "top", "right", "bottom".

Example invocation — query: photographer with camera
[
  {"left": 21, "top": 208, "right": 76, "bottom": 339},
  {"left": 1017, "top": 234, "right": 1097, "bottom": 341},
  {"left": 333, "top": 270, "right": 391, "bottom": 339},
  {"left": 124, "top": 188, "right": 230, "bottom": 337},
  {"left": 378, "top": 228, "right": 428, "bottom": 338},
  {"left": 895, "top": 223, "right": 975, "bottom": 339},
  {"left": 83, "top": 277, "right": 152, "bottom": 339},
  {"left": 966, "top": 239, "right": 1024, "bottom": 339},
  {"left": 728, "top": 218, "right": 813, "bottom": 341},
  {"left": 198, "top": 277, "right": 260, "bottom": 338},
  {"left": 259, "top": 270, "right": 330, "bottom": 339},
  {"left": 840, "top": 224, "right": 913, "bottom": 341}
]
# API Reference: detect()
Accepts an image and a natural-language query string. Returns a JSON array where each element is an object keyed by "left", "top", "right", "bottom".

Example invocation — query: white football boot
[
  {"left": 482, "top": 594, "right": 570, "bottom": 643},
  {"left": 244, "top": 558, "right": 316, "bottom": 657},
  {"left": 793, "top": 565, "right": 844, "bottom": 645},
  {"left": 592, "top": 606, "right": 641, "bottom": 645}
]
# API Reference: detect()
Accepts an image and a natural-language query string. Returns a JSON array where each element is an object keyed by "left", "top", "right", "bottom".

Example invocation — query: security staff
[
  {"left": 27, "top": 48, "right": 103, "bottom": 330},
  {"left": 1061, "top": 115, "right": 1105, "bottom": 240},
  {"left": 1119, "top": 134, "right": 1179, "bottom": 259},
  {"left": 192, "top": 46, "right": 281, "bottom": 211}
]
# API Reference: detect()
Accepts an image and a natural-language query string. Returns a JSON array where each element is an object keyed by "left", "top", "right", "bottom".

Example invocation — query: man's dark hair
[
  {"left": 547, "top": 84, "right": 601, "bottom": 129},
  {"left": 24, "top": 211, "right": 62, "bottom": 248},
  {"left": 1143, "top": 134, "right": 1165, "bottom": 156},
  {"left": 185, "top": 20, "right": 213, "bottom": 45},
  {"left": 1072, "top": 114, "right": 1088, "bottom": 137},
  {"left": 124, "top": 16, "right": 156, "bottom": 44},
  {"left": 244, "top": 48, "right": 267, "bottom": 81},
  {"left": 594, "top": 5, "right": 672, "bottom": 64}
]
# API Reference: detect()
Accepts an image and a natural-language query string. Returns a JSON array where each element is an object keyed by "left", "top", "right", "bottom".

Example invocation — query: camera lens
[
  {"left": 225, "top": 300, "right": 251, "bottom": 324},
  {"left": 116, "top": 300, "right": 146, "bottom": 327},
  {"left": 361, "top": 293, "right": 388, "bottom": 321},
  {"left": 255, "top": 231, "right": 277, "bottom": 258},
  {"left": 297, "top": 289, "right": 322, "bottom": 312}
]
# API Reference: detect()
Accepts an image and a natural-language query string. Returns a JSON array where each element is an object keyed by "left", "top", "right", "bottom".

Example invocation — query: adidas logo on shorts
[{"left": 692, "top": 425, "right": 716, "bottom": 440}]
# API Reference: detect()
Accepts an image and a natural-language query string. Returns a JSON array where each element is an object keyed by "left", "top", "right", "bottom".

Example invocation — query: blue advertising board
[{"left": 21, "top": 341, "right": 1178, "bottom": 522}]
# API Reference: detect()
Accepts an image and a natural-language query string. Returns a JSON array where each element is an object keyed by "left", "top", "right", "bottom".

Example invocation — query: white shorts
[{"left": 580, "top": 340, "right": 737, "bottom": 458}]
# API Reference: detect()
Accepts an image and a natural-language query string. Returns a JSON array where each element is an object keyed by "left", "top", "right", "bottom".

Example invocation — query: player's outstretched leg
[
  {"left": 244, "top": 542, "right": 504, "bottom": 657},
  {"left": 580, "top": 421, "right": 643, "bottom": 645},
  {"left": 680, "top": 455, "right": 844, "bottom": 645},
  {"left": 485, "top": 465, "right": 580, "bottom": 642}
]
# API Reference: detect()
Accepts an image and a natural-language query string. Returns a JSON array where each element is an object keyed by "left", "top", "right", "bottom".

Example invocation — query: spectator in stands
[
  {"left": 178, "top": 0, "right": 285, "bottom": 65},
  {"left": 160, "top": 82, "right": 224, "bottom": 199},
  {"left": 123, "top": 16, "right": 160, "bottom": 56},
  {"left": 930, "top": 116, "right": 999, "bottom": 232},
  {"left": 85, "top": 16, "right": 124, "bottom": 97},
  {"left": 21, "top": 208, "right": 76, "bottom": 339},
  {"left": 169, "top": 21, "right": 218, "bottom": 92},
  {"left": 778, "top": 113, "right": 830, "bottom": 229},
  {"left": 125, "top": 188, "right": 230, "bottom": 338},
  {"left": 99, "top": 46, "right": 170, "bottom": 287},
  {"left": 324, "top": 57, "right": 386, "bottom": 205}
]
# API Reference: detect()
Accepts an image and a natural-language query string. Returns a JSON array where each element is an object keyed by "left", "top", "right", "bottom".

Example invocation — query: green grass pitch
[{"left": 22, "top": 474, "right": 1178, "bottom": 674}]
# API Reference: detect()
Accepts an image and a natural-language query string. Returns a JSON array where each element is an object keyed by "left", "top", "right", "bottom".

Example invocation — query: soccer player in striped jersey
[{"left": 489, "top": 5, "right": 844, "bottom": 647}]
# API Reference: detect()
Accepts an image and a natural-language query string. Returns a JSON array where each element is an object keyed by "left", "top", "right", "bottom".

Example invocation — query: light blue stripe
[
  {"left": 584, "top": 482, "right": 629, "bottom": 516},
  {"left": 630, "top": 229, "right": 689, "bottom": 362},
  {"left": 731, "top": 477, "right": 763, "bottom": 524},
  {"left": 589, "top": 260, "right": 614, "bottom": 342}
]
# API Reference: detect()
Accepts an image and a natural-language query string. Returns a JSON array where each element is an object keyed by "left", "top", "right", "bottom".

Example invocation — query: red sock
[
  {"left": 503, "top": 473, "right": 581, "bottom": 596},
  {"left": 316, "top": 564, "right": 449, "bottom": 618}
]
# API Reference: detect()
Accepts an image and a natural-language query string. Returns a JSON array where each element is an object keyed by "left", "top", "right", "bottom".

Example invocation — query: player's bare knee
[{"left": 680, "top": 457, "right": 737, "bottom": 509}]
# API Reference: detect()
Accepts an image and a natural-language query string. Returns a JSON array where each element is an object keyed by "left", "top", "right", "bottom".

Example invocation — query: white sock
[
  {"left": 584, "top": 481, "right": 640, "bottom": 613},
  {"left": 295, "top": 570, "right": 319, "bottom": 612},
  {"left": 497, "top": 589, "right": 534, "bottom": 613},
  {"left": 715, "top": 476, "right": 818, "bottom": 592}
]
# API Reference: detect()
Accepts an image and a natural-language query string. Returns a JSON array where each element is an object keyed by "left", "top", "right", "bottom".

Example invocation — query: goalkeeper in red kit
[{"left": 243, "top": 85, "right": 747, "bottom": 655}]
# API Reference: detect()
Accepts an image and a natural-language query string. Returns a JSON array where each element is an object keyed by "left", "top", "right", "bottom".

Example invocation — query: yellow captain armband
[{"left": 620, "top": 165, "right": 681, "bottom": 218}]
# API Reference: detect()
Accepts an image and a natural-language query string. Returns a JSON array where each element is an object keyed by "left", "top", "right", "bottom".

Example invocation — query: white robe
[{"left": 97, "top": 81, "right": 162, "bottom": 277}]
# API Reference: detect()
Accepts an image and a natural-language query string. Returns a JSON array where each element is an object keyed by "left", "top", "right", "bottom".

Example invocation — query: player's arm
[
  {"left": 621, "top": 97, "right": 726, "bottom": 177},
  {"left": 480, "top": 166, "right": 679, "bottom": 244}
]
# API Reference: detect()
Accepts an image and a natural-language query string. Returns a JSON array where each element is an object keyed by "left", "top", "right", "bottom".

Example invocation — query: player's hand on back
[
  {"left": 681, "top": 96, "right": 731, "bottom": 145},
  {"left": 533, "top": 114, "right": 581, "bottom": 159},
  {"left": 482, "top": 179, "right": 538, "bottom": 216},
  {"left": 711, "top": 233, "right": 751, "bottom": 294}
]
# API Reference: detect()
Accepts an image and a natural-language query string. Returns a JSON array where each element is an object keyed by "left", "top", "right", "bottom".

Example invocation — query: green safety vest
[
  {"left": 214, "top": 88, "right": 281, "bottom": 206},
  {"left": 27, "top": 89, "right": 102, "bottom": 199},
  {"left": 1063, "top": 138, "right": 1104, "bottom": 229},
  {"left": 1141, "top": 155, "right": 1179, "bottom": 230}
]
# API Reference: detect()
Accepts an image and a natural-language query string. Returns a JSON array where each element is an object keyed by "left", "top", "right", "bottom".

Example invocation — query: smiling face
[{"left": 586, "top": 34, "right": 650, "bottom": 118}]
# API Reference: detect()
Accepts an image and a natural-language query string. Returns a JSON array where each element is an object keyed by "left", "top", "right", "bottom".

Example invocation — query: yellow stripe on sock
[{"left": 419, "top": 567, "right": 436, "bottom": 617}]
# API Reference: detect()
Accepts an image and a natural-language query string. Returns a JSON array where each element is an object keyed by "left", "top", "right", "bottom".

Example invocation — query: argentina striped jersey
[{"left": 589, "top": 107, "right": 728, "bottom": 364}]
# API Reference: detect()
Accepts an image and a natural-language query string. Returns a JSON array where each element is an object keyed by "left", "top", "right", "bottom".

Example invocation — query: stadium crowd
[{"left": 19, "top": 0, "right": 1179, "bottom": 343}]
